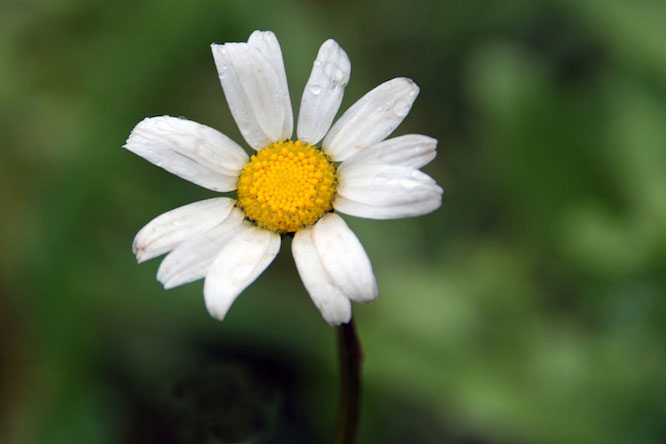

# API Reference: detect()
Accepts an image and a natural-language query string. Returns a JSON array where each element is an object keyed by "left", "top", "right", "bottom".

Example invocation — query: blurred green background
[{"left": 2, "top": 0, "right": 666, "bottom": 442}]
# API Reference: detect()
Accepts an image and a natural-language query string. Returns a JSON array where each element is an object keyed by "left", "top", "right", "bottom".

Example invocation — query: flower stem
[{"left": 334, "top": 319, "right": 362, "bottom": 444}]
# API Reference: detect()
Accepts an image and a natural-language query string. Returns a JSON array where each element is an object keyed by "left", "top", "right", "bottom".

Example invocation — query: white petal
[
  {"left": 203, "top": 224, "right": 281, "bottom": 321},
  {"left": 133, "top": 197, "right": 235, "bottom": 263},
  {"left": 311, "top": 213, "right": 377, "bottom": 303},
  {"left": 247, "top": 31, "right": 288, "bottom": 83},
  {"left": 335, "top": 164, "right": 443, "bottom": 219},
  {"left": 333, "top": 194, "right": 442, "bottom": 220},
  {"left": 124, "top": 116, "right": 247, "bottom": 192},
  {"left": 211, "top": 36, "right": 292, "bottom": 150},
  {"left": 338, "top": 134, "right": 437, "bottom": 171},
  {"left": 322, "top": 78, "right": 419, "bottom": 162},
  {"left": 338, "top": 164, "right": 441, "bottom": 205},
  {"left": 292, "top": 227, "right": 352, "bottom": 325},
  {"left": 156, "top": 208, "right": 245, "bottom": 289},
  {"left": 247, "top": 31, "right": 294, "bottom": 140},
  {"left": 297, "top": 39, "right": 351, "bottom": 145}
]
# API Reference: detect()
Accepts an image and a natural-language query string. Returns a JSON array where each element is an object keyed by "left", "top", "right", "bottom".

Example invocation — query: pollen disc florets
[{"left": 237, "top": 140, "right": 337, "bottom": 234}]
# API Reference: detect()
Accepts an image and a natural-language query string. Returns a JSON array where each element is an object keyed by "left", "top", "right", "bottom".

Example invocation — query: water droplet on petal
[
  {"left": 399, "top": 178, "right": 417, "bottom": 190},
  {"left": 393, "top": 100, "right": 411, "bottom": 117},
  {"left": 323, "top": 62, "right": 345, "bottom": 82},
  {"left": 308, "top": 84, "right": 322, "bottom": 95}
]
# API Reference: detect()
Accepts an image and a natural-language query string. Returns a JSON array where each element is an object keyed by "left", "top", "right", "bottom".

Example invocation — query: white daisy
[{"left": 125, "top": 31, "right": 443, "bottom": 326}]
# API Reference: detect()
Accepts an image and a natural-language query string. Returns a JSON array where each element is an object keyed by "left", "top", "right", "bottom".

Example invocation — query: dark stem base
[{"left": 334, "top": 319, "right": 362, "bottom": 444}]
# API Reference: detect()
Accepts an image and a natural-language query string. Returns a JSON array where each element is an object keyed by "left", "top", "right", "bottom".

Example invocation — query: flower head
[{"left": 125, "top": 31, "right": 443, "bottom": 325}]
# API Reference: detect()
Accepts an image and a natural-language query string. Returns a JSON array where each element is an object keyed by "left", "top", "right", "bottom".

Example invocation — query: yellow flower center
[{"left": 237, "top": 140, "right": 337, "bottom": 234}]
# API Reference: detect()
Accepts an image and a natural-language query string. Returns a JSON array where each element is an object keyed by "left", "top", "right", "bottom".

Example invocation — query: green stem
[{"left": 334, "top": 319, "right": 362, "bottom": 444}]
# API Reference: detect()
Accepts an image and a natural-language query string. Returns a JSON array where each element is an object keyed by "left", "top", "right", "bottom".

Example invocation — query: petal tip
[
  {"left": 203, "top": 287, "right": 233, "bottom": 321},
  {"left": 358, "top": 281, "right": 379, "bottom": 304},
  {"left": 394, "top": 77, "right": 420, "bottom": 97},
  {"left": 134, "top": 249, "right": 148, "bottom": 264},
  {"left": 321, "top": 300, "right": 353, "bottom": 326},
  {"left": 205, "top": 305, "right": 229, "bottom": 322},
  {"left": 158, "top": 275, "right": 173, "bottom": 289},
  {"left": 248, "top": 30, "right": 276, "bottom": 41},
  {"left": 326, "top": 311, "right": 352, "bottom": 326},
  {"left": 211, "top": 43, "right": 232, "bottom": 59},
  {"left": 132, "top": 236, "right": 145, "bottom": 257}
]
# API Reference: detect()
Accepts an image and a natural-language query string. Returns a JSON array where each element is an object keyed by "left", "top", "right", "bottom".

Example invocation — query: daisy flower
[{"left": 125, "top": 31, "right": 443, "bottom": 326}]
